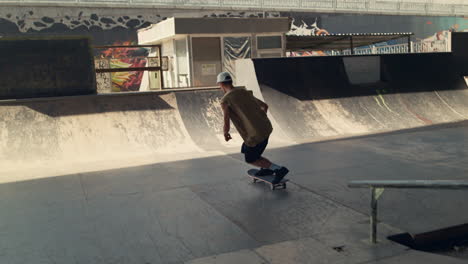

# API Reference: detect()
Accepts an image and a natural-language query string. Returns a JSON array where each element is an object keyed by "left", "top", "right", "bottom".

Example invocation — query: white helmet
[{"left": 217, "top": 72, "right": 232, "bottom": 83}]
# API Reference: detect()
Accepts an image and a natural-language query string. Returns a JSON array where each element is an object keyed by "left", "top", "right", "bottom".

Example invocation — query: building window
[{"left": 257, "top": 36, "right": 282, "bottom": 50}]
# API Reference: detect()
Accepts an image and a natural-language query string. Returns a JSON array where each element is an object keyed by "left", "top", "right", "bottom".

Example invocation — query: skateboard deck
[{"left": 247, "top": 169, "right": 289, "bottom": 190}]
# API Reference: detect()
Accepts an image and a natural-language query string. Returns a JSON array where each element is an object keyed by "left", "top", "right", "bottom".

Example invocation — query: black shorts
[{"left": 241, "top": 137, "right": 269, "bottom": 163}]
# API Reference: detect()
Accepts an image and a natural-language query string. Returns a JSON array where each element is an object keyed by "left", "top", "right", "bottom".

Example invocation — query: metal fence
[
  {"left": 329, "top": 39, "right": 449, "bottom": 56},
  {"left": 3, "top": 0, "right": 468, "bottom": 16}
]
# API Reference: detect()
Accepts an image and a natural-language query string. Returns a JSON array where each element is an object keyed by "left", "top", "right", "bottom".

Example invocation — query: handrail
[
  {"left": 332, "top": 37, "right": 449, "bottom": 55},
  {"left": 348, "top": 180, "right": 468, "bottom": 244},
  {"left": 349, "top": 180, "right": 468, "bottom": 189},
  {"left": 1, "top": 0, "right": 467, "bottom": 17}
]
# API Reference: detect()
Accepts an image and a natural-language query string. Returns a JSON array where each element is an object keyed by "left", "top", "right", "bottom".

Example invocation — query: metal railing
[
  {"left": 3, "top": 0, "right": 468, "bottom": 16},
  {"left": 328, "top": 39, "right": 449, "bottom": 56},
  {"left": 348, "top": 180, "right": 468, "bottom": 244}
]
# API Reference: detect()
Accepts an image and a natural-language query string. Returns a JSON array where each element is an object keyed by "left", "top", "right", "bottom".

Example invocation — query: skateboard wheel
[
  {"left": 253, "top": 179, "right": 258, "bottom": 183},
  {"left": 271, "top": 185, "right": 275, "bottom": 190}
]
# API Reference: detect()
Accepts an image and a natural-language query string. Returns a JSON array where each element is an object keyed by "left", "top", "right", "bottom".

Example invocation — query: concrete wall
[
  {"left": 0, "top": 6, "right": 269, "bottom": 45},
  {"left": 137, "top": 18, "right": 175, "bottom": 45},
  {"left": 173, "top": 17, "right": 290, "bottom": 34},
  {"left": 451, "top": 32, "right": 468, "bottom": 76}
]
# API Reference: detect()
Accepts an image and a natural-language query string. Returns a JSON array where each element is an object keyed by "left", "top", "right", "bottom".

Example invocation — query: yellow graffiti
[
  {"left": 375, "top": 90, "right": 396, "bottom": 114},
  {"left": 374, "top": 96, "right": 383, "bottom": 108}
]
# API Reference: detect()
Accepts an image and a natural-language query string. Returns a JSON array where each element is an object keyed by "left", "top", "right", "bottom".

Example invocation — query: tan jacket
[{"left": 221, "top": 87, "right": 272, "bottom": 146}]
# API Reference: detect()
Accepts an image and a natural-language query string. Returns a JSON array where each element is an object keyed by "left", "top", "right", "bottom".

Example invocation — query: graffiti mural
[
  {"left": 287, "top": 17, "right": 330, "bottom": 57},
  {"left": 0, "top": 7, "right": 272, "bottom": 45},
  {"left": 0, "top": 8, "right": 150, "bottom": 44},
  {"left": 97, "top": 43, "right": 150, "bottom": 92},
  {"left": 288, "top": 18, "right": 330, "bottom": 36}
]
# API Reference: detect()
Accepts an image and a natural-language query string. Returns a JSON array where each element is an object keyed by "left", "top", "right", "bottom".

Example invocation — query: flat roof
[
  {"left": 286, "top": 33, "right": 414, "bottom": 51},
  {"left": 138, "top": 17, "right": 290, "bottom": 44}
]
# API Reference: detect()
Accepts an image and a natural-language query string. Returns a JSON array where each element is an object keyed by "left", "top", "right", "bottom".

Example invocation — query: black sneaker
[
  {"left": 272, "top": 167, "right": 289, "bottom": 184},
  {"left": 255, "top": 168, "right": 274, "bottom": 176}
]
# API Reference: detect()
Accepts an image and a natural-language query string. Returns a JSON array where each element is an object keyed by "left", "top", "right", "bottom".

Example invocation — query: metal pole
[
  {"left": 370, "top": 187, "right": 378, "bottom": 243},
  {"left": 350, "top": 36, "right": 355, "bottom": 55},
  {"left": 158, "top": 46, "right": 164, "bottom": 90},
  {"left": 407, "top": 35, "right": 412, "bottom": 53}
]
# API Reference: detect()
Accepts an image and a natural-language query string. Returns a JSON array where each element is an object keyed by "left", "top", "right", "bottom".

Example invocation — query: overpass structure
[{"left": 2, "top": 0, "right": 468, "bottom": 17}]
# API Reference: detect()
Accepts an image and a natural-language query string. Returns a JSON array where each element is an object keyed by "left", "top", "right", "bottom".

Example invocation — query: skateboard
[{"left": 247, "top": 169, "right": 289, "bottom": 190}]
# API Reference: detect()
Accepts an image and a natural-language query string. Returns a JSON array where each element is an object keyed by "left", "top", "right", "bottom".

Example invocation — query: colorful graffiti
[
  {"left": 287, "top": 18, "right": 330, "bottom": 57},
  {"left": 288, "top": 51, "right": 327, "bottom": 57},
  {"left": 99, "top": 42, "right": 149, "bottom": 92},
  {"left": 288, "top": 18, "right": 330, "bottom": 36}
]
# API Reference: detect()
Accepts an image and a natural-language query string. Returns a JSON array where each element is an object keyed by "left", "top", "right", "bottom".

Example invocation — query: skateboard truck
[{"left": 248, "top": 169, "right": 289, "bottom": 191}]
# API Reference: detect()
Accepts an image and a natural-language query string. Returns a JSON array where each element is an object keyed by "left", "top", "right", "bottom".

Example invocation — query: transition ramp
[{"left": 236, "top": 53, "right": 468, "bottom": 142}]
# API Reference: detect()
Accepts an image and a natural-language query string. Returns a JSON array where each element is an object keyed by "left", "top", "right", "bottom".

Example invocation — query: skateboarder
[{"left": 217, "top": 72, "right": 289, "bottom": 184}]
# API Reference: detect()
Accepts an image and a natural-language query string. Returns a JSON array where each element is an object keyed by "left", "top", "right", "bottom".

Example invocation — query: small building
[{"left": 137, "top": 17, "right": 290, "bottom": 89}]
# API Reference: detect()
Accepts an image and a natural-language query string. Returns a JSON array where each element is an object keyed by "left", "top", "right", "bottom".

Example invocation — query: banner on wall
[{"left": 223, "top": 36, "right": 252, "bottom": 82}]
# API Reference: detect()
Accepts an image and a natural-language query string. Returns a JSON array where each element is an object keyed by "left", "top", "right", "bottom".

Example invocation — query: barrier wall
[{"left": 0, "top": 37, "right": 96, "bottom": 99}]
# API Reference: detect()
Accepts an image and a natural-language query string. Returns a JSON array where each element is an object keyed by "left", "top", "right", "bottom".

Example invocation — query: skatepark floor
[{"left": 3, "top": 122, "right": 468, "bottom": 263}]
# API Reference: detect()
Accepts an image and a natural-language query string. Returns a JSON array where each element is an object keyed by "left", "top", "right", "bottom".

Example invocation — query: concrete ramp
[
  {"left": 3, "top": 52, "right": 468, "bottom": 175},
  {"left": 175, "top": 89, "right": 244, "bottom": 151},
  {"left": 237, "top": 53, "right": 468, "bottom": 142},
  {"left": 0, "top": 92, "right": 200, "bottom": 172},
  {"left": 175, "top": 88, "right": 292, "bottom": 151},
  {"left": 0, "top": 86, "right": 293, "bottom": 175}
]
